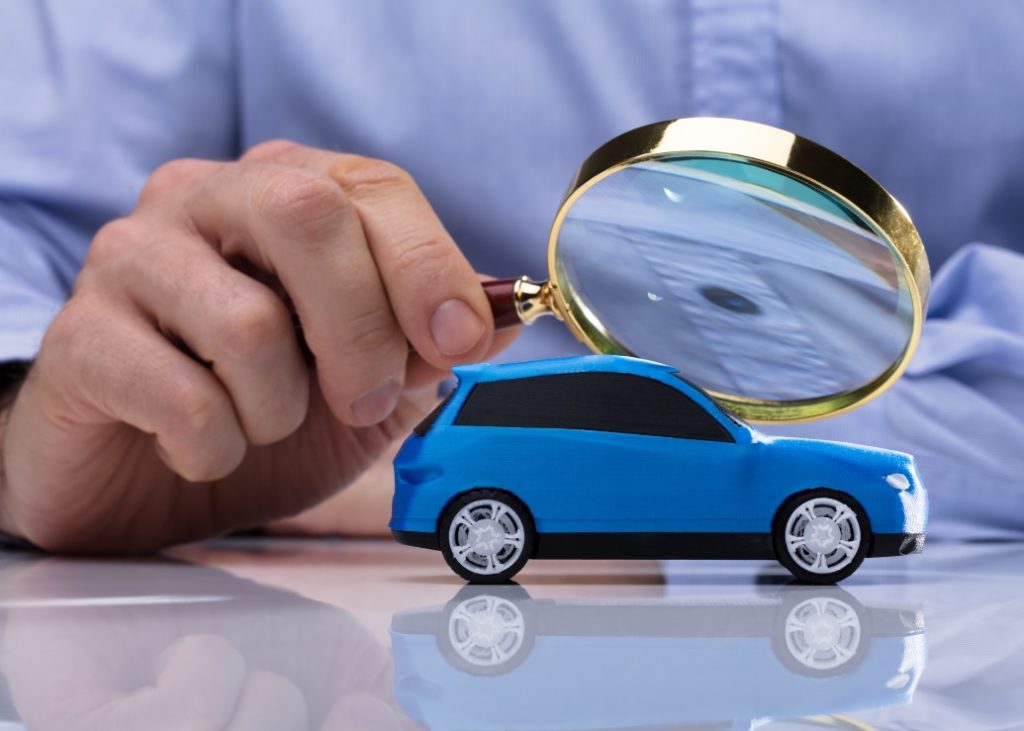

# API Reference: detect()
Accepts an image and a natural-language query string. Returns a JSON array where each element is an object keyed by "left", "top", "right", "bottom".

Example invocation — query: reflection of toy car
[
  {"left": 391, "top": 356, "right": 927, "bottom": 583},
  {"left": 391, "top": 585, "right": 926, "bottom": 731}
]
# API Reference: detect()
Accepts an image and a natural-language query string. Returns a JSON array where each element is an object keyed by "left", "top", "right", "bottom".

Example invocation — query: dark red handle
[{"left": 481, "top": 278, "right": 521, "bottom": 329}]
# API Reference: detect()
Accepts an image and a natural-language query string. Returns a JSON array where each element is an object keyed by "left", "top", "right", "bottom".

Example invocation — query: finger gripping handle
[{"left": 481, "top": 278, "right": 522, "bottom": 330}]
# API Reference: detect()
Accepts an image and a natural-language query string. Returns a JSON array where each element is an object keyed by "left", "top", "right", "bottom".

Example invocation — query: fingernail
[
  {"left": 351, "top": 379, "right": 401, "bottom": 425},
  {"left": 430, "top": 299, "right": 485, "bottom": 356}
]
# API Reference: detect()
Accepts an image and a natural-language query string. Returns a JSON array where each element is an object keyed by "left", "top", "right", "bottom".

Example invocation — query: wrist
[
  {"left": 0, "top": 360, "right": 31, "bottom": 541},
  {"left": 0, "top": 361, "right": 30, "bottom": 414}
]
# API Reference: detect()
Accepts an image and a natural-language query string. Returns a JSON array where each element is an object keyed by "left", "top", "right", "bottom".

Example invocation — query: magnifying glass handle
[{"left": 481, "top": 278, "right": 522, "bottom": 329}]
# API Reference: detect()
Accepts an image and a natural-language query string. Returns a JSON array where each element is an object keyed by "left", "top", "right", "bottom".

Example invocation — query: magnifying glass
[{"left": 481, "top": 117, "right": 929, "bottom": 423}]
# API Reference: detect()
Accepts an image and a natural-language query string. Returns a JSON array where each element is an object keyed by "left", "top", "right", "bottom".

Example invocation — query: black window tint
[
  {"left": 413, "top": 392, "right": 454, "bottom": 436},
  {"left": 454, "top": 372, "right": 732, "bottom": 441},
  {"left": 674, "top": 374, "right": 748, "bottom": 429}
]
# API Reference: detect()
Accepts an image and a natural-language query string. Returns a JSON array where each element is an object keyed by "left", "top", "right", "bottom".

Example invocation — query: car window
[
  {"left": 673, "top": 373, "right": 747, "bottom": 429},
  {"left": 413, "top": 392, "right": 455, "bottom": 436},
  {"left": 454, "top": 372, "right": 733, "bottom": 441}
]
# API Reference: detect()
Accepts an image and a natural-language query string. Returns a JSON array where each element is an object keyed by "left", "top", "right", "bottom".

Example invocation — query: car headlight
[{"left": 886, "top": 472, "right": 911, "bottom": 490}]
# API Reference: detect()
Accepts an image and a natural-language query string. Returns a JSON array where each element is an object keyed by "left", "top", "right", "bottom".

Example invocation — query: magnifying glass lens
[
  {"left": 554, "top": 156, "right": 914, "bottom": 403},
  {"left": 480, "top": 118, "right": 928, "bottom": 422}
]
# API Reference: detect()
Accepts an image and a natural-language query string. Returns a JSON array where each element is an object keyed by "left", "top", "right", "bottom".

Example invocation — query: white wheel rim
[
  {"left": 784, "top": 497, "right": 861, "bottom": 575},
  {"left": 448, "top": 594, "right": 526, "bottom": 667},
  {"left": 784, "top": 596, "right": 862, "bottom": 671},
  {"left": 448, "top": 499, "right": 526, "bottom": 576}
]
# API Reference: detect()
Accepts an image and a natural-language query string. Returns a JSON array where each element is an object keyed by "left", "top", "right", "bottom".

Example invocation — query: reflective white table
[{"left": 0, "top": 539, "right": 1019, "bottom": 730}]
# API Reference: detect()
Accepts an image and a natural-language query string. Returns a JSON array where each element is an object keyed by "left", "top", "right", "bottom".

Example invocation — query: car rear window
[{"left": 413, "top": 392, "right": 455, "bottom": 436}]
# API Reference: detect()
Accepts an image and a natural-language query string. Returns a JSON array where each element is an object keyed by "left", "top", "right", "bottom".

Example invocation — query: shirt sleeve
[
  {"left": 770, "top": 243, "right": 1024, "bottom": 540},
  {"left": 0, "top": 215, "right": 64, "bottom": 362},
  {"left": 0, "top": 1, "right": 237, "bottom": 361}
]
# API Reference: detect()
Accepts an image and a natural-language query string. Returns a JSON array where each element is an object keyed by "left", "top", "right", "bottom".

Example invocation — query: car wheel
[
  {"left": 439, "top": 489, "right": 535, "bottom": 583},
  {"left": 439, "top": 584, "right": 535, "bottom": 675},
  {"left": 771, "top": 587, "right": 869, "bottom": 678},
  {"left": 773, "top": 489, "right": 869, "bottom": 584}
]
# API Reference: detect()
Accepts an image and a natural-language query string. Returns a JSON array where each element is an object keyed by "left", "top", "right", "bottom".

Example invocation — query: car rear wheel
[
  {"left": 774, "top": 490, "right": 869, "bottom": 584},
  {"left": 440, "top": 490, "right": 535, "bottom": 583}
]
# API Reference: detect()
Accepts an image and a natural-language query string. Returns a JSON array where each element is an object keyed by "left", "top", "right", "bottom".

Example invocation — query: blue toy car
[{"left": 391, "top": 355, "right": 927, "bottom": 583}]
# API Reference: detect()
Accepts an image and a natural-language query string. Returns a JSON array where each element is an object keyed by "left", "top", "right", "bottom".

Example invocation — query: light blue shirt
[{"left": 2, "top": 0, "right": 1024, "bottom": 539}]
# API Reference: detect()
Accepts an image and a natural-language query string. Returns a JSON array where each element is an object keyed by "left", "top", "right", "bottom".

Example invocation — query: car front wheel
[
  {"left": 440, "top": 490, "right": 535, "bottom": 583},
  {"left": 440, "top": 585, "right": 535, "bottom": 674},
  {"left": 774, "top": 490, "right": 870, "bottom": 584}
]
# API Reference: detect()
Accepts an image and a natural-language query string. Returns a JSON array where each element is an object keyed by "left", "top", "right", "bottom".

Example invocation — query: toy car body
[{"left": 391, "top": 355, "right": 927, "bottom": 583}]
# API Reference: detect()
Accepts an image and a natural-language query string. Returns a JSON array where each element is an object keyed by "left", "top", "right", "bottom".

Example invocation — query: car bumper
[{"left": 869, "top": 532, "right": 926, "bottom": 558}]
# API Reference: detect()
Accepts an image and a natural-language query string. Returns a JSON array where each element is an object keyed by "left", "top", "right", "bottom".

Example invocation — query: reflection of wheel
[
  {"left": 774, "top": 490, "right": 870, "bottom": 584},
  {"left": 439, "top": 490, "right": 535, "bottom": 583},
  {"left": 439, "top": 585, "right": 534, "bottom": 676},
  {"left": 772, "top": 588, "right": 869, "bottom": 678}
]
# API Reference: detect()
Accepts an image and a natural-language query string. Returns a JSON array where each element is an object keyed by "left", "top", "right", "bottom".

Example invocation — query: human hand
[
  {"left": 0, "top": 140, "right": 515, "bottom": 552},
  {"left": 265, "top": 438, "right": 403, "bottom": 538}
]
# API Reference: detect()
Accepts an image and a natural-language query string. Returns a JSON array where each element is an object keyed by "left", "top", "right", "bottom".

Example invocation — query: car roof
[{"left": 453, "top": 355, "right": 674, "bottom": 383}]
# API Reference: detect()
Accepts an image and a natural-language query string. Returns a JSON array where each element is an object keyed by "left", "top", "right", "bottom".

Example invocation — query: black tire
[
  {"left": 771, "top": 586, "right": 870, "bottom": 678},
  {"left": 773, "top": 489, "right": 870, "bottom": 584},
  {"left": 438, "top": 584, "right": 535, "bottom": 675},
  {"left": 439, "top": 489, "right": 536, "bottom": 584}
]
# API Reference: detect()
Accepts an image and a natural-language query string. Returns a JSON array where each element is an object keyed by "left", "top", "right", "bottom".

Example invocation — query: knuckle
[
  {"left": 339, "top": 306, "right": 400, "bottom": 359},
  {"left": 171, "top": 383, "right": 228, "bottom": 437},
  {"left": 330, "top": 156, "right": 410, "bottom": 190},
  {"left": 255, "top": 167, "right": 350, "bottom": 233},
  {"left": 390, "top": 235, "right": 458, "bottom": 280},
  {"left": 88, "top": 217, "right": 142, "bottom": 263},
  {"left": 140, "top": 158, "right": 210, "bottom": 204},
  {"left": 217, "top": 293, "right": 291, "bottom": 362},
  {"left": 242, "top": 138, "right": 300, "bottom": 162}
]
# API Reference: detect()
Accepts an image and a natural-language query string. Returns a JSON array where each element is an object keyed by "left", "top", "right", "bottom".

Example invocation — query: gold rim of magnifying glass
[{"left": 539, "top": 117, "right": 930, "bottom": 424}]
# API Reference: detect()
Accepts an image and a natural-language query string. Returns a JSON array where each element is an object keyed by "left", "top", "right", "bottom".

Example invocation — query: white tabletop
[{"left": 0, "top": 538, "right": 1019, "bottom": 730}]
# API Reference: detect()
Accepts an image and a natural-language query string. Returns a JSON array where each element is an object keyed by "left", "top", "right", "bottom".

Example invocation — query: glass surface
[
  {"left": 2, "top": 539, "right": 1020, "bottom": 730},
  {"left": 555, "top": 156, "right": 913, "bottom": 402}
]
